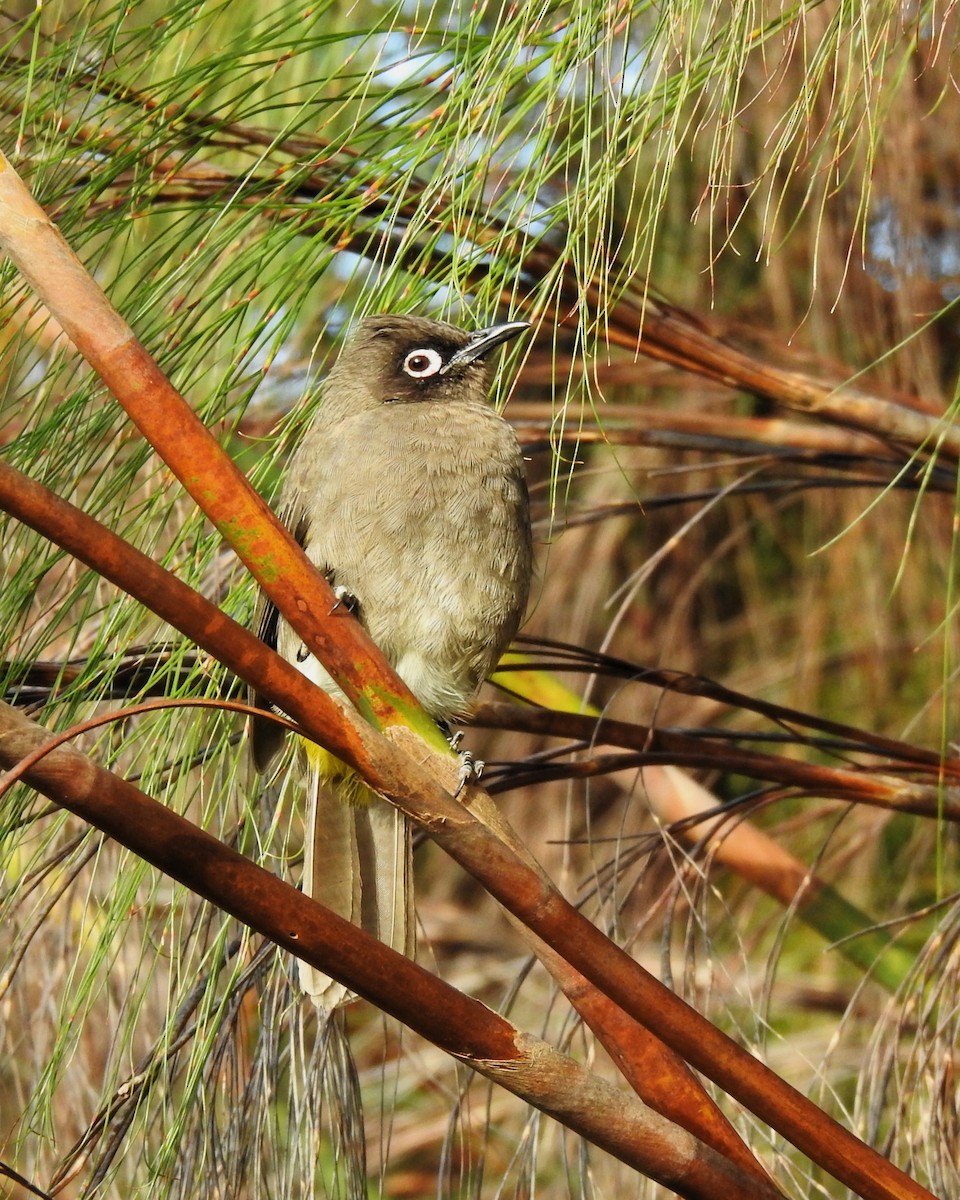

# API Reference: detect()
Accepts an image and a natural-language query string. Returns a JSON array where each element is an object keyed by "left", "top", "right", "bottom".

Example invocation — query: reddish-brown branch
[
  {"left": 473, "top": 700, "right": 960, "bottom": 819},
  {"left": 0, "top": 151, "right": 441, "bottom": 748},
  {"left": 0, "top": 459, "right": 776, "bottom": 1188},
  {"left": 0, "top": 458, "right": 933, "bottom": 1199},
  {"left": 0, "top": 459, "right": 370, "bottom": 770},
  {"left": 0, "top": 700, "right": 783, "bottom": 1200},
  {"left": 53, "top": 142, "right": 958, "bottom": 457}
]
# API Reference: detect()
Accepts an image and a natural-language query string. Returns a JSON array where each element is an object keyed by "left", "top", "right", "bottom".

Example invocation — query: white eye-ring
[{"left": 403, "top": 347, "right": 444, "bottom": 378}]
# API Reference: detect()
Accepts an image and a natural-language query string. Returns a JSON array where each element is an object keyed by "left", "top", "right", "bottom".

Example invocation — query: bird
[{"left": 250, "top": 313, "right": 533, "bottom": 1011}]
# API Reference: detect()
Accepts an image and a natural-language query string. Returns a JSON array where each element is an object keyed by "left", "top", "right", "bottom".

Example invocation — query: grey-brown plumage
[{"left": 251, "top": 314, "right": 533, "bottom": 1010}]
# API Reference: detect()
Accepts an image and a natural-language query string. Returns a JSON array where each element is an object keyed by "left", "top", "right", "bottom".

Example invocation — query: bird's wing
[{"left": 248, "top": 500, "right": 307, "bottom": 773}]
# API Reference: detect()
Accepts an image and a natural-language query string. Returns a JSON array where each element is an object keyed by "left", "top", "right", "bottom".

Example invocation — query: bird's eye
[{"left": 403, "top": 348, "right": 444, "bottom": 378}]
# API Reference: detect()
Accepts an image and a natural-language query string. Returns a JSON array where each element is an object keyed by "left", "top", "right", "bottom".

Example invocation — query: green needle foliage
[{"left": 2, "top": 1, "right": 960, "bottom": 1198}]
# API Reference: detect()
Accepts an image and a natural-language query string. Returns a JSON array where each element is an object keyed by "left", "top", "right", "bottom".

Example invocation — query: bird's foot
[
  {"left": 331, "top": 585, "right": 360, "bottom": 615},
  {"left": 448, "top": 739, "right": 480, "bottom": 796},
  {"left": 444, "top": 729, "right": 484, "bottom": 796}
]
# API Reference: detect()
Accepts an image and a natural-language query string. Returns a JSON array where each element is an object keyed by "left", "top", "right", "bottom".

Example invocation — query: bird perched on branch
[{"left": 251, "top": 313, "right": 533, "bottom": 1011}]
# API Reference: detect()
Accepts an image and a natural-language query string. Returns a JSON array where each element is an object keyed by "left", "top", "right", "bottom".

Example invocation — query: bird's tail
[{"left": 300, "top": 749, "right": 414, "bottom": 1011}]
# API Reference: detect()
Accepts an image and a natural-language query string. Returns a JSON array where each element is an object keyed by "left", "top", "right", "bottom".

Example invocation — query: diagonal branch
[
  {"left": 25, "top": 65, "right": 955, "bottom": 460},
  {"left": 473, "top": 699, "right": 960, "bottom": 820},
  {"left": 0, "top": 700, "right": 779, "bottom": 1200},
  {"left": 0, "top": 149, "right": 444, "bottom": 752},
  {"left": 0, "top": 458, "right": 934, "bottom": 1200}
]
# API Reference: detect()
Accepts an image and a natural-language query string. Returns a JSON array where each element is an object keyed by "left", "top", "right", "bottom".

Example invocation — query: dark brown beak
[{"left": 440, "top": 320, "right": 530, "bottom": 373}]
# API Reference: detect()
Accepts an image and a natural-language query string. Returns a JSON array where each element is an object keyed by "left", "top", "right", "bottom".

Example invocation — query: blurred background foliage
[{"left": 2, "top": 0, "right": 960, "bottom": 1196}]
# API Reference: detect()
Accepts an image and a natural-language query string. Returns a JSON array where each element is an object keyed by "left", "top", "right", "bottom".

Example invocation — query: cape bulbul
[{"left": 251, "top": 314, "right": 533, "bottom": 1010}]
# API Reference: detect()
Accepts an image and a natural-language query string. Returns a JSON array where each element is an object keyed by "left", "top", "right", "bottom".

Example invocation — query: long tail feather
[
  {"left": 356, "top": 800, "right": 414, "bottom": 960},
  {"left": 299, "top": 766, "right": 361, "bottom": 1009},
  {"left": 300, "top": 761, "right": 413, "bottom": 1011}
]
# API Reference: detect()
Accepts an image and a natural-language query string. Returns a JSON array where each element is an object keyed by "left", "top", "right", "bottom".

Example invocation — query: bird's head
[{"left": 324, "top": 314, "right": 529, "bottom": 412}]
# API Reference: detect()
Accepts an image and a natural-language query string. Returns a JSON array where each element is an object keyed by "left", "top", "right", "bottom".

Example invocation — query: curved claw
[
  {"left": 331, "top": 584, "right": 360, "bottom": 614},
  {"left": 455, "top": 749, "right": 484, "bottom": 797}
]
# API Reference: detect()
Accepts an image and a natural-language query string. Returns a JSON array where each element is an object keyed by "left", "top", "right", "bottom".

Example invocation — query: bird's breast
[{"left": 295, "top": 401, "right": 531, "bottom": 717}]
